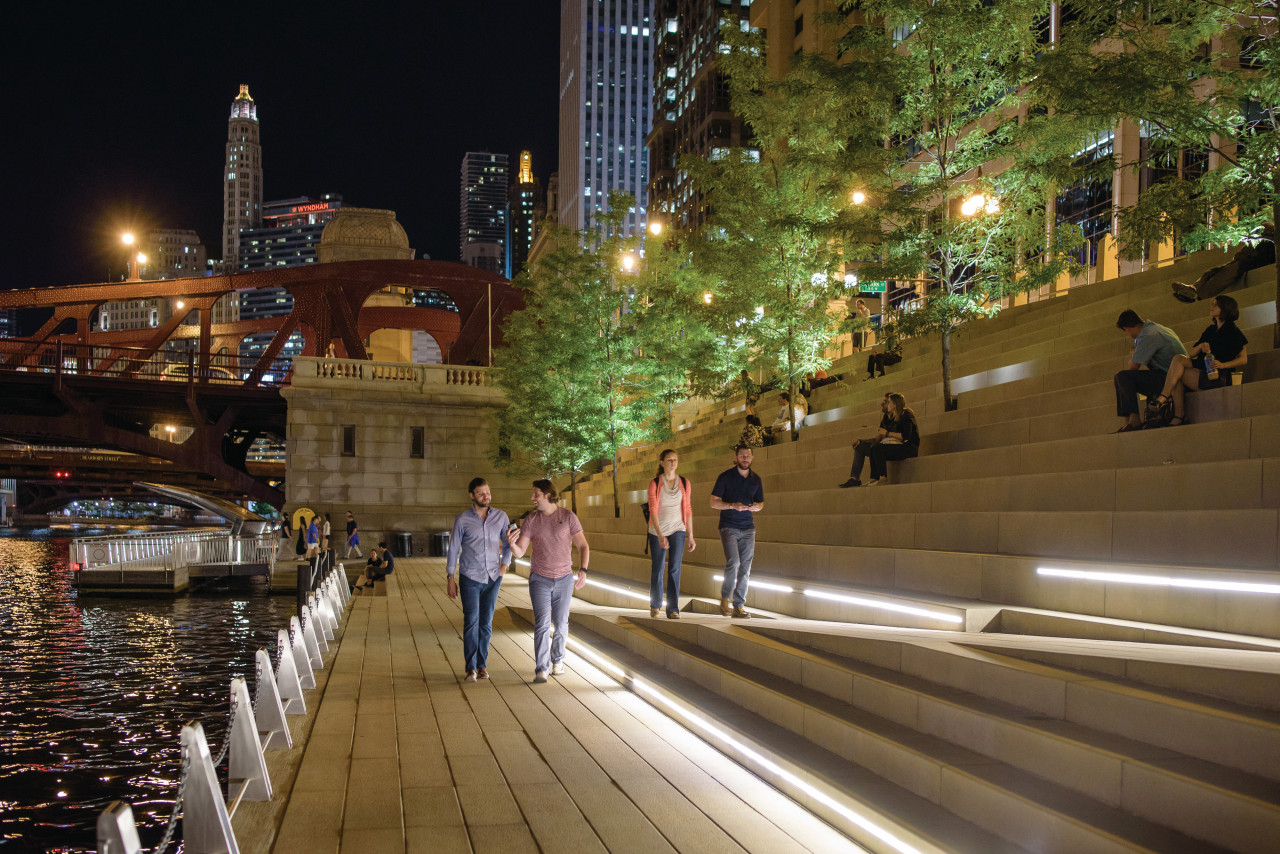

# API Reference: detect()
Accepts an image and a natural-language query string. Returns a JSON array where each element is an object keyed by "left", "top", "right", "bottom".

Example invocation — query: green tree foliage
[
  {"left": 828, "top": 0, "right": 1083, "bottom": 410},
  {"left": 685, "top": 24, "right": 869, "bottom": 432},
  {"left": 1035, "top": 0, "right": 1280, "bottom": 344},
  {"left": 492, "top": 193, "right": 673, "bottom": 516}
]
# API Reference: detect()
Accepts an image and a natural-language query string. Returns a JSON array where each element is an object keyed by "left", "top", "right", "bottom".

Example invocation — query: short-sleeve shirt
[
  {"left": 1131, "top": 320, "right": 1186, "bottom": 372},
  {"left": 1194, "top": 322, "right": 1248, "bottom": 382},
  {"left": 522, "top": 506, "right": 583, "bottom": 579},
  {"left": 306, "top": 522, "right": 318, "bottom": 545},
  {"left": 711, "top": 466, "right": 765, "bottom": 530}
]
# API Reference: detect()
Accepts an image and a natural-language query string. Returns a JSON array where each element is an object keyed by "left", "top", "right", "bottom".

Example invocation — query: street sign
[{"left": 859, "top": 281, "right": 888, "bottom": 293}]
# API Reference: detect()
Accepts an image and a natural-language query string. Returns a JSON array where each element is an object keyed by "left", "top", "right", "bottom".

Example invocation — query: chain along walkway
[{"left": 267, "top": 556, "right": 863, "bottom": 854}]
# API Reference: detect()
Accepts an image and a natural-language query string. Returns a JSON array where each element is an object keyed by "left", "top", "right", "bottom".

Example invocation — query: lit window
[{"left": 667, "top": 18, "right": 677, "bottom": 32}]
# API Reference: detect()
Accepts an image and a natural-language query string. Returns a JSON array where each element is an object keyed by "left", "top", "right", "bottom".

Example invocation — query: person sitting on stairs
[
  {"left": 1113, "top": 309, "right": 1186, "bottom": 433},
  {"left": 1144, "top": 295, "right": 1249, "bottom": 428}
]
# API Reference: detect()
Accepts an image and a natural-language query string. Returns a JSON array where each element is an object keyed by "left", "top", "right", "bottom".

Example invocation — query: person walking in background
[
  {"left": 1113, "top": 309, "right": 1186, "bottom": 433},
  {"left": 646, "top": 449, "right": 695, "bottom": 619},
  {"left": 866, "top": 392, "right": 920, "bottom": 485},
  {"left": 710, "top": 445, "right": 764, "bottom": 619},
  {"left": 446, "top": 478, "right": 513, "bottom": 682},
  {"left": 508, "top": 480, "right": 589, "bottom": 684},
  {"left": 305, "top": 516, "right": 319, "bottom": 559},
  {"left": 321, "top": 514, "right": 332, "bottom": 551},
  {"left": 344, "top": 511, "right": 362, "bottom": 558}
]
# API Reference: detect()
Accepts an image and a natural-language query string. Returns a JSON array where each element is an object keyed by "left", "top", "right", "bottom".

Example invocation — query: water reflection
[{"left": 0, "top": 529, "right": 288, "bottom": 853}]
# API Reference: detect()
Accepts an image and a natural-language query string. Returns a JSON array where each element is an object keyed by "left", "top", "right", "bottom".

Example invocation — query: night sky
[{"left": 7, "top": 3, "right": 560, "bottom": 290}]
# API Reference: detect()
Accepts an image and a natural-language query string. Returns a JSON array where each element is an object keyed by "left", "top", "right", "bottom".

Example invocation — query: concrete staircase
[{"left": 543, "top": 251, "right": 1280, "bottom": 852}]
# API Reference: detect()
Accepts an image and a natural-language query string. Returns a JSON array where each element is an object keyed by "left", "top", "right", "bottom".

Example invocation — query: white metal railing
[
  {"left": 72, "top": 530, "right": 280, "bottom": 577},
  {"left": 96, "top": 560, "right": 352, "bottom": 854}
]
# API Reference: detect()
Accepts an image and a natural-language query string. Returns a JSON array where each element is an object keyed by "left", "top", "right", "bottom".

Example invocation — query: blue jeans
[
  {"left": 459, "top": 574, "right": 502, "bottom": 672},
  {"left": 719, "top": 527, "right": 755, "bottom": 608},
  {"left": 528, "top": 572, "right": 574, "bottom": 674},
  {"left": 648, "top": 530, "right": 686, "bottom": 613}
]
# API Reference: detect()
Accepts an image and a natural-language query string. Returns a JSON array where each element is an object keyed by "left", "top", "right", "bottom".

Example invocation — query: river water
[{"left": 0, "top": 528, "right": 292, "bottom": 853}]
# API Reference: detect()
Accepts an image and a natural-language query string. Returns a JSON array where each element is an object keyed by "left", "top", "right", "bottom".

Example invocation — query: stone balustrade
[{"left": 291, "top": 356, "right": 493, "bottom": 393}]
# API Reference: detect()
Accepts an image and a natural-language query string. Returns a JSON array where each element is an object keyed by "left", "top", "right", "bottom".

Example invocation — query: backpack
[{"left": 642, "top": 475, "right": 688, "bottom": 554}]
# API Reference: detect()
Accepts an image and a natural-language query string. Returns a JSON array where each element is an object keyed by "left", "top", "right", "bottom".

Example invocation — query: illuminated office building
[
  {"left": 559, "top": 0, "right": 654, "bottom": 236},
  {"left": 222, "top": 85, "right": 263, "bottom": 269},
  {"left": 508, "top": 151, "right": 541, "bottom": 278},
  {"left": 461, "top": 152, "right": 509, "bottom": 275}
]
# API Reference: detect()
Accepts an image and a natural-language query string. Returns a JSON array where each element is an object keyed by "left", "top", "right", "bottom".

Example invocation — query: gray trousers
[
  {"left": 719, "top": 527, "right": 756, "bottom": 608},
  {"left": 529, "top": 572, "right": 574, "bottom": 673}
]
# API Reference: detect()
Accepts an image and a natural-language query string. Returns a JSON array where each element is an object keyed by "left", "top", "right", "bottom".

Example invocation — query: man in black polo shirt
[{"left": 710, "top": 444, "right": 765, "bottom": 618}]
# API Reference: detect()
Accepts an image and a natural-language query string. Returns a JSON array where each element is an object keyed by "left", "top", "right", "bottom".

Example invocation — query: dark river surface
[{"left": 0, "top": 528, "right": 292, "bottom": 853}]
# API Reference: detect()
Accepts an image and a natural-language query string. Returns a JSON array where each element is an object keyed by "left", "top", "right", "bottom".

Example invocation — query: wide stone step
[
  {"left": 630, "top": 618, "right": 1280, "bottom": 853},
  {"left": 575, "top": 612, "right": 1240, "bottom": 854}
]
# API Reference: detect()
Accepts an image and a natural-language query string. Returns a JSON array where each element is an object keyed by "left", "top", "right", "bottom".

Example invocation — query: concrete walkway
[{"left": 270, "top": 557, "right": 860, "bottom": 854}]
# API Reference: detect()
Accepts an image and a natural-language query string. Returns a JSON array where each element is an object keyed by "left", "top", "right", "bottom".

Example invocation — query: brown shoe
[
  {"left": 666, "top": 611, "right": 680, "bottom": 619},
  {"left": 732, "top": 607, "right": 751, "bottom": 619},
  {"left": 720, "top": 598, "right": 732, "bottom": 617},
  {"left": 477, "top": 667, "right": 489, "bottom": 680},
  {"left": 650, "top": 608, "right": 660, "bottom": 618}
]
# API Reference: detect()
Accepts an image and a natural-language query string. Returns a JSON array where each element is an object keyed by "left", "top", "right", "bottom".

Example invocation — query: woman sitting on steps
[{"left": 1145, "top": 295, "right": 1248, "bottom": 428}]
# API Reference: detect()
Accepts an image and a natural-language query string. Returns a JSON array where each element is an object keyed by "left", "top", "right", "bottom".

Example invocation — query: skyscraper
[
  {"left": 508, "top": 151, "right": 541, "bottom": 278},
  {"left": 559, "top": 0, "right": 654, "bottom": 236},
  {"left": 460, "top": 151, "right": 509, "bottom": 275},
  {"left": 222, "top": 85, "right": 263, "bottom": 268},
  {"left": 648, "top": 0, "right": 753, "bottom": 229}
]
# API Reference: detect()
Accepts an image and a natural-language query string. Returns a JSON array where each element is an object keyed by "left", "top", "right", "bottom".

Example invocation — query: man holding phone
[{"left": 446, "top": 477, "right": 513, "bottom": 682}]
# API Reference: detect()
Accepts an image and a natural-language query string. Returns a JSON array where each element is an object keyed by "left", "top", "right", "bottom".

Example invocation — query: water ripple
[{"left": 0, "top": 530, "right": 289, "bottom": 853}]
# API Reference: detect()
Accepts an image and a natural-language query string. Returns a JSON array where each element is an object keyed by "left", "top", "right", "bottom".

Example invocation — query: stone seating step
[
  {"left": 574, "top": 611, "right": 1247, "bottom": 854},
  {"left": 634, "top": 616, "right": 1280, "bottom": 852}
]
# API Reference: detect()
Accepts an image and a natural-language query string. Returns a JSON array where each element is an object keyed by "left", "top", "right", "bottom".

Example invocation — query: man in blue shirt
[
  {"left": 710, "top": 445, "right": 765, "bottom": 618},
  {"left": 446, "top": 477, "right": 513, "bottom": 681},
  {"left": 1114, "top": 309, "right": 1187, "bottom": 432}
]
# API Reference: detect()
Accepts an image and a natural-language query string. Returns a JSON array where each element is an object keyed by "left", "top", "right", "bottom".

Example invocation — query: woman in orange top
[{"left": 646, "top": 449, "right": 696, "bottom": 619}]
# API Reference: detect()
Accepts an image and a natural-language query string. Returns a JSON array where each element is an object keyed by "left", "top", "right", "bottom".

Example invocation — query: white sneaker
[
  {"left": 551, "top": 661, "right": 566, "bottom": 676},
  {"left": 533, "top": 671, "right": 548, "bottom": 684}
]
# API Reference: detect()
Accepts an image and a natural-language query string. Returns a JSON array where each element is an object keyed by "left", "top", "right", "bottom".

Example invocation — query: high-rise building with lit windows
[
  {"left": 460, "top": 152, "right": 509, "bottom": 275},
  {"left": 222, "top": 84, "right": 263, "bottom": 268},
  {"left": 559, "top": 0, "right": 654, "bottom": 236},
  {"left": 0, "top": 309, "right": 15, "bottom": 338},
  {"left": 648, "top": 0, "right": 753, "bottom": 229},
  {"left": 238, "top": 194, "right": 345, "bottom": 321},
  {"left": 508, "top": 151, "right": 541, "bottom": 277}
]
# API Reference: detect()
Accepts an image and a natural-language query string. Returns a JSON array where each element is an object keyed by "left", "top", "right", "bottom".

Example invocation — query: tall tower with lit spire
[{"left": 221, "top": 85, "right": 263, "bottom": 268}]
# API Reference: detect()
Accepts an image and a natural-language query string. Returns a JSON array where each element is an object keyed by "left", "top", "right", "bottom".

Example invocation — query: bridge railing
[{"left": 0, "top": 339, "right": 292, "bottom": 388}]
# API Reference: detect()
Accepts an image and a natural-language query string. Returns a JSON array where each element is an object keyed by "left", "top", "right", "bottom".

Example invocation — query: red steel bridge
[{"left": 0, "top": 261, "right": 520, "bottom": 512}]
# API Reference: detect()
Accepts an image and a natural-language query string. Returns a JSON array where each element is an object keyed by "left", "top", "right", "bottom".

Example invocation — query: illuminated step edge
[
  {"left": 1038, "top": 566, "right": 1280, "bottom": 595},
  {"left": 567, "top": 635, "right": 940, "bottom": 854},
  {"left": 515, "top": 560, "right": 663, "bottom": 607}
]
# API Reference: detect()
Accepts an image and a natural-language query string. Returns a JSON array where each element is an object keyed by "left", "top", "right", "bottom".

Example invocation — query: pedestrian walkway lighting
[
  {"left": 804, "top": 589, "right": 965, "bottom": 623},
  {"left": 961, "top": 193, "right": 1000, "bottom": 217},
  {"left": 620, "top": 253, "right": 637, "bottom": 272},
  {"left": 703, "top": 292, "right": 713, "bottom": 304},
  {"left": 851, "top": 190, "right": 866, "bottom": 205},
  {"left": 1038, "top": 566, "right": 1280, "bottom": 595},
  {"left": 649, "top": 221, "right": 664, "bottom": 236}
]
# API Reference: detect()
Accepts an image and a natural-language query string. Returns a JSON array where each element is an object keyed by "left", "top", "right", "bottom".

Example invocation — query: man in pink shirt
[{"left": 509, "top": 479, "right": 589, "bottom": 683}]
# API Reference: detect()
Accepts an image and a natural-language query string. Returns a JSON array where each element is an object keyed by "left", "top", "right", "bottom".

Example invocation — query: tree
[
  {"left": 492, "top": 194, "right": 672, "bottom": 517},
  {"left": 1036, "top": 0, "right": 1280, "bottom": 345},
  {"left": 686, "top": 25, "right": 870, "bottom": 432},
  {"left": 824, "top": 0, "right": 1085, "bottom": 411}
]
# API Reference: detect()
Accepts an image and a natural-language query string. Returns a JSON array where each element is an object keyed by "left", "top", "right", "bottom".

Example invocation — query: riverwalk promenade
[{"left": 261, "top": 556, "right": 861, "bottom": 854}]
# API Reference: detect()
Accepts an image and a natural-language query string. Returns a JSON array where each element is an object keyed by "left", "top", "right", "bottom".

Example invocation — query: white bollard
[
  {"left": 316, "top": 587, "right": 337, "bottom": 639},
  {"left": 287, "top": 618, "right": 317, "bottom": 690},
  {"left": 254, "top": 649, "right": 292, "bottom": 748},
  {"left": 96, "top": 802, "right": 142, "bottom": 854},
  {"left": 300, "top": 606, "right": 324, "bottom": 669},
  {"left": 228, "top": 678, "right": 272, "bottom": 803},
  {"left": 275, "top": 629, "right": 307, "bottom": 712},
  {"left": 306, "top": 596, "right": 330, "bottom": 652},
  {"left": 180, "top": 722, "right": 240, "bottom": 854}
]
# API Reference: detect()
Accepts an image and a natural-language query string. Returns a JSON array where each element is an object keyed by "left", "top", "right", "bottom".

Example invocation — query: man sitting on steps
[
  {"left": 1113, "top": 310, "right": 1186, "bottom": 433},
  {"left": 356, "top": 542, "right": 395, "bottom": 589}
]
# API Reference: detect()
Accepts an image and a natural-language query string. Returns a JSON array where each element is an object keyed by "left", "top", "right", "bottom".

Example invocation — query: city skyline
[{"left": 7, "top": 3, "right": 559, "bottom": 289}]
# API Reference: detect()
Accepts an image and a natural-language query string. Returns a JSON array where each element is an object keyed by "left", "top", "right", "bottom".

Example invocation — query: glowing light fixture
[
  {"left": 804, "top": 589, "right": 964, "bottom": 623},
  {"left": 175, "top": 300, "right": 185, "bottom": 310},
  {"left": 714, "top": 574, "right": 793, "bottom": 593},
  {"left": 649, "top": 221, "right": 664, "bottom": 236},
  {"left": 564, "top": 636, "right": 930, "bottom": 854},
  {"left": 851, "top": 191, "right": 866, "bottom": 205},
  {"left": 703, "top": 292, "right": 714, "bottom": 304},
  {"left": 121, "top": 233, "right": 135, "bottom": 246},
  {"left": 621, "top": 254, "right": 637, "bottom": 272},
  {"left": 1037, "top": 566, "right": 1280, "bottom": 595},
  {"left": 136, "top": 253, "right": 147, "bottom": 264},
  {"left": 961, "top": 194, "right": 985, "bottom": 217}
]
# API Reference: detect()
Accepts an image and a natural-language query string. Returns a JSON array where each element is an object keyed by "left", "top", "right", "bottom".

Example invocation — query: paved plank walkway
[{"left": 270, "top": 557, "right": 861, "bottom": 854}]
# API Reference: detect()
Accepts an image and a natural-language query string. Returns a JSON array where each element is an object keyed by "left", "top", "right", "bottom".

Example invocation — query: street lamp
[
  {"left": 620, "top": 254, "right": 637, "bottom": 272},
  {"left": 123, "top": 234, "right": 142, "bottom": 281},
  {"left": 961, "top": 193, "right": 1000, "bottom": 217},
  {"left": 648, "top": 221, "right": 664, "bottom": 236},
  {"left": 851, "top": 191, "right": 866, "bottom": 206},
  {"left": 164, "top": 425, "right": 176, "bottom": 442}
]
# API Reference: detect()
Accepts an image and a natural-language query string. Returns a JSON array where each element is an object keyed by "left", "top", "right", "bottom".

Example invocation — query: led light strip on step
[
  {"left": 802, "top": 589, "right": 965, "bottom": 624},
  {"left": 514, "top": 560, "right": 662, "bottom": 605},
  {"left": 566, "top": 637, "right": 924, "bottom": 854},
  {"left": 713, "top": 574, "right": 794, "bottom": 593},
  {"left": 1037, "top": 566, "right": 1280, "bottom": 595}
]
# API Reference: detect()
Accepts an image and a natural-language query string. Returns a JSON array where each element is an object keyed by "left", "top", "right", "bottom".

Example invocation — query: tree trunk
[
  {"left": 611, "top": 448, "right": 621, "bottom": 519},
  {"left": 570, "top": 467, "right": 578, "bottom": 514},
  {"left": 1273, "top": 196, "right": 1279, "bottom": 349},
  {"left": 941, "top": 329, "right": 957, "bottom": 411}
]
